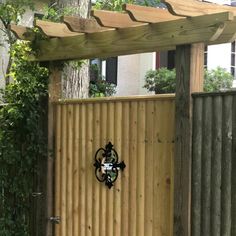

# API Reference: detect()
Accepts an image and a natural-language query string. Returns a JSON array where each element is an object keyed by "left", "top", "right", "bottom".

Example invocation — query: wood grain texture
[
  {"left": 191, "top": 97, "right": 203, "bottom": 236},
  {"left": 191, "top": 93, "right": 236, "bottom": 236},
  {"left": 63, "top": 16, "right": 112, "bottom": 33},
  {"left": 163, "top": 0, "right": 236, "bottom": 17},
  {"left": 174, "top": 39, "right": 204, "bottom": 236},
  {"left": 91, "top": 10, "right": 145, "bottom": 28},
  {"left": 31, "top": 12, "right": 231, "bottom": 61},
  {"left": 209, "top": 17, "right": 236, "bottom": 45},
  {"left": 201, "top": 97, "right": 212, "bottom": 236},
  {"left": 221, "top": 95, "right": 232, "bottom": 236},
  {"left": 54, "top": 96, "right": 175, "bottom": 236},
  {"left": 190, "top": 43, "right": 204, "bottom": 93},
  {"left": 10, "top": 24, "right": 35, "bottom": 41},
  {"left": 124, "top": 3, "right": 184, "bottom": 23},
  {"left": 174, "top": 45, "right": 192, "bottom": 236},
  {"left": 35, "top": 20, "right": 81, "bottom": 38}
]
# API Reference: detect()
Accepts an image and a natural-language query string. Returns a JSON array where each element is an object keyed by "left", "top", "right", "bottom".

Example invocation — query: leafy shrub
[
  {"left": 144, "top": 67, "right": 176, "bottom": 94},
  {"left": 204, "top": 66, "right": 234, "bottom": 92},
  {"left": 144, "top": 66, "right": 234, "bottom": 94}
]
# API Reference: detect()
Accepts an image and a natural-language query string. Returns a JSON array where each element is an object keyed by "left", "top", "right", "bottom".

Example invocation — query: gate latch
[{"left": 49, "top": 216, "right": 61, "bottom": 224}]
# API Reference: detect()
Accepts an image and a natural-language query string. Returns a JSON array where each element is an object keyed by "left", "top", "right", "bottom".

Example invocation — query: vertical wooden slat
[
  {"left": 92, "top": 103, "right": 100, "bottom": 236},
  {"left": 61, "top": 105, "right": 67, "bottom": 236},
  {"left": 231, "top": 95, "right": 236, "bottom": 236},
  {"left": 113, "top": 102, "right": 122, "bottom": 236},
  {"left": 136, "top": 101, "right": 145, "bottom": 236},
  {"left": 191, "top": 97, "right": 203, "bottom": 236},
  {"left": 129, "top": 101, "right": 138, "bottom": 236},
  {"left": 67, "top": 104, "right": 74, "bottom": 236},
  {"left": 156, "top": 100, "right": 174, "bottom": 236},
  {"left": 201, "top": 96, "right": 212, "bottom": 236},
  {"left": 86, "top": 103, "right": 93, "bottom": 236},
  {"left": 99, "top": 102, "right": 107, "bottom": 236},
  {"left": 211, "top": 96, "right": 222, "bottom": 236},
  {"left": 153, "top": 100, "right": 162, "bottom": 236},
  {"left": 106, "top": 102, "right": 115, "bottom": 236},
  {"left": 121, "top": 102, "right": 130, "bottom": 236},
  {"left": 145, "top": 101, "right": 154, "bottom": 236},
  {"left": 73, "top": 105, "right": 80, "bottom": 236},
  {"left": 169, "top": 100, "right": 175, "bottom": 236},
  {"left": 79, "top": 104, "right": 86, "bottom": 236},
  {"left": 221, "top": 95, "right": 232, "bottom": 236},
  {"left": 55, "top": 105, "right": 62, "bottom": 236}
]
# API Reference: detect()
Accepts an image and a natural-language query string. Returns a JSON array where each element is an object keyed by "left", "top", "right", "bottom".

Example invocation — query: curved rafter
[
  {"left": 91, "top": 10, "right": 146, "bottom": 28},
  {"left": 34, "top": 19, "right": 82, "bottom": 38},
  {"left": 63, "top": 16, "right": 113, "bottom": 33},
  {"left": 9, "top": 24, "right": 35, "bottom": 41},
  {"left": 123, "top": 3, "right": 184, "bottom": 23},
  {"left": 162, "top": 0, "right": 236, "bottom": 17}
]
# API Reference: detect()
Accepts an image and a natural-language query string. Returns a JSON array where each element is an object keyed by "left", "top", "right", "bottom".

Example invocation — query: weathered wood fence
[
  {"left": 54, "top": 95, "right": 175, "bottom": 236},
  {"left": 192, "top": 91, "right": 236, "bottom": 236}
]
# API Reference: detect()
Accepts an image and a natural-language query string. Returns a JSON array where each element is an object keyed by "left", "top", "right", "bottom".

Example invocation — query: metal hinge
[{"left": 49, "top": 216, "right": 61, "bottom": 224}]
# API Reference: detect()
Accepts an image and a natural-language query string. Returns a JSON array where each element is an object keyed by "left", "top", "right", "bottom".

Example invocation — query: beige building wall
[{"left": 116, "top": 53, "right": 155, "bottom": 96}]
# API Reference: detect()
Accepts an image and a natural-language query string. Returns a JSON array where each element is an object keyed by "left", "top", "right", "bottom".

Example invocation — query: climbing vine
[
  {"left": 0, "top": 1, "right": 48, "bottom": 235},
  {"left": 0, "top": 41, "right": 48, "bottom": 236}
]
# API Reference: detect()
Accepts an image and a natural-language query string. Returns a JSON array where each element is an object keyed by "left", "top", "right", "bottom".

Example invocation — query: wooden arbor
[{"left": 10, "top": 0, "right": 236, "bottom": 236}]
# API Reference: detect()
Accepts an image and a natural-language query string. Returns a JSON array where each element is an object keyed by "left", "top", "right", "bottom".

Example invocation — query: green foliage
[
  {"left": 0, "top": 0, "right": 34, "bottom": 25},
  {"left": 93, "top": 0, "right": 161, "bottom": 11},
  {"left": 0, "top": 42, "right": 48, "bottom": 236},
  {"left": 204, "top": 66, "right": 234, "bottom": 92},
  {"left": 94, "top": 0, "right": 135, "bottom": 11},
  {"left": 144, "top": 66, "right": 234, "bottom": 94},
  {"left": 144, "top": 67, "right": 176, "bottom": 94},
  {"left": 42, "top": 4, "right": 79, "bottom": 22},
  {"left": 0, "top": 0, "right": 34, "bottom": 43},
  {"left": 89, "top": 64, "right": 116, "bottom": 97}
]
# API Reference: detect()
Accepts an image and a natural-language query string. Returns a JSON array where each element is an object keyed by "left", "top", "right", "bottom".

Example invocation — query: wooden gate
[{"left": 54, "top": 95, "right": 175, "bottom": 236}]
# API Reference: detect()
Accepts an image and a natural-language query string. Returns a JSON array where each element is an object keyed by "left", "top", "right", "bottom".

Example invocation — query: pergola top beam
[{"left": 30, "top": 12, "right": 233, "bottom": 61}]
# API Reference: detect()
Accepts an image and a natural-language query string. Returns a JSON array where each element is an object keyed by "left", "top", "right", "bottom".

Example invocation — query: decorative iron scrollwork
[{"left": 93, "top": 142, "right": 126, "bottom": 189}]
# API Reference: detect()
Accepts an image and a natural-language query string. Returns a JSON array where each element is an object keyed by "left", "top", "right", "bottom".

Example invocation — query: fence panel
[
  {"left": 54, "top": 95, "right": 175, "bottom": 236},
  {"left": 192, "top": 92, "right": 236, "bottom": 236}
]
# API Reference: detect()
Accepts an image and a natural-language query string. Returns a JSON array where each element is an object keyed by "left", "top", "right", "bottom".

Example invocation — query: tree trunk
[{"left": 57, "top": 0, "right": 91, "bottom": 99}]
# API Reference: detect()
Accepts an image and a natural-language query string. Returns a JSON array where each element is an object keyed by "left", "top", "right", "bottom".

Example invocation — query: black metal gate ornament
[{"left": 93, "top": 142, "right": 126, "bottom": 189}]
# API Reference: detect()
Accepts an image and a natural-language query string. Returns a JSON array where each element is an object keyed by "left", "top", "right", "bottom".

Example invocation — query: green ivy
[{"left": 0, "top": 42, "right": 48, "bottom": 235}]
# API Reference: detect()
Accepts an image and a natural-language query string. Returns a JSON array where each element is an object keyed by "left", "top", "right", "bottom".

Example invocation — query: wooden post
[
  {"left": 174, "top": 43, "right": 204, "bottom": 236},
  {"left": 46, "top": 62, "right": 62, "bottom": 236}
]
